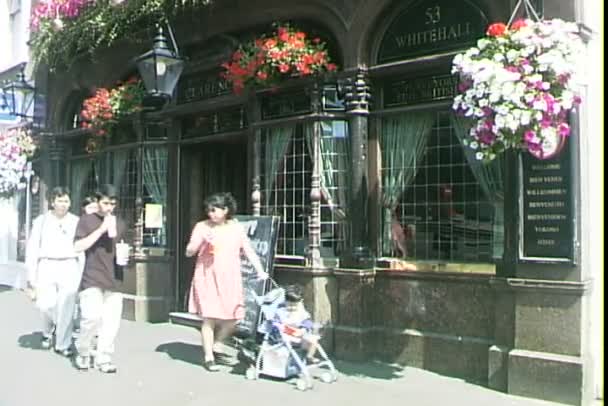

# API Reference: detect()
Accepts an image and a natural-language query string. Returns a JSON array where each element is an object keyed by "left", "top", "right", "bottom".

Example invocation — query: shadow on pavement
[
  {"left": 18, "top": 332, "right": 47, "bottom": 350},
  {"left": 333, "top": 359, "right": 405, "bottom": 380},
  {"left": 155, "top": 341, "right": 202, "bottom": 367}
]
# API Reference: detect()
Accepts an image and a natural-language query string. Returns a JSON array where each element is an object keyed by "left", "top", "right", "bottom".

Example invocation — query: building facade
[{"left": 31, "top": 0, "right": 602, "bottom": 404}]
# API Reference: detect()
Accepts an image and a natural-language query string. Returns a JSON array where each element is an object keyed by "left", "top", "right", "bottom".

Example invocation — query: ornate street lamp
[
  {"left": 1, "top": 64, "right": 35, "bottom": 120},
  {"left": 134, "top": 24, "right": 184, "bottom": 108}
]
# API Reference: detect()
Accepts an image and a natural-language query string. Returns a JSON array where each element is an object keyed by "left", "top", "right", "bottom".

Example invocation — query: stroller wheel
[
  {"left": 245, "top": 367, "right": 257, "bottom": 380},
  {"left": 320, "top": 371, "right": 334, "bottom": 383},
  {"left": 295, "top": 378, "right": 310, "bottom": 391}
]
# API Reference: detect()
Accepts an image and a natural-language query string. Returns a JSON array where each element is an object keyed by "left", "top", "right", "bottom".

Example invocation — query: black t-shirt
[{"left": 75, "top": 213, "right": 126, "bottom": 291}]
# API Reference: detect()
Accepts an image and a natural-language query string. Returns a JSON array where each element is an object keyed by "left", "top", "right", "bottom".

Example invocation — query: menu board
[
  {"left": 234, "top": 215, "right": 280, "bottom": 338},
  {"left": 520, "top": 142, "right": 573, "bottom": 261}
]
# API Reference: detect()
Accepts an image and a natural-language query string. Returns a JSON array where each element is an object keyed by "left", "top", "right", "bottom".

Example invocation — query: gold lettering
[
  {"left": 534, "top": 226, "right": 560, "bottom": 233},
  {"left": 425, "top": 6, "right": 441, "bottom": 25},
  {"left": 448, "top": 25, "right": 458, "bottom": 39},
  {"left": 537, "top": 239, "right": 556, "bottom": 246},
  {"left": 437, "top": 26, "right": 448, "bottom": 41}
]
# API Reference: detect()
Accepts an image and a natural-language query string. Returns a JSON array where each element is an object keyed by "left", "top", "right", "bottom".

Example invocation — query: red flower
[
  {"left": 486, "top": 22, "right": 508, "bottom": 37},
  {"left": 220, "top": 24, "right": 339, "bottom": 94},
  {"left": 256, "top": 71, "right": 268, "bottom": 80},
  {"left": 278, "top": 27, "right": 289, "bottom": 42},
  {"left": 510, "top": 19, "right": 528, "bottom": 31}
]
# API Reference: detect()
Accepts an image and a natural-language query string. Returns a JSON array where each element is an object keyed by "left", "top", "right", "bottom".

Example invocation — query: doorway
[{"left": 177, "top": 134, "right": 249, "bottom": 310}]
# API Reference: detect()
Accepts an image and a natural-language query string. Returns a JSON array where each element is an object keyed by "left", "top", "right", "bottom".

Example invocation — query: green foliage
[{"left": 30, "top": 0, "right": 212, "bottom": 70}]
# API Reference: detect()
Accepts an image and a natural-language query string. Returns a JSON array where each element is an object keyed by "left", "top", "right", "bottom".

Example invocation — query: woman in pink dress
[{"left": 185, "top": 193, "right": 267, "bottom": 371}]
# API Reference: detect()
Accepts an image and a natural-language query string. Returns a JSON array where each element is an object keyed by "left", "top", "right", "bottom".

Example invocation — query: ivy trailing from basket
[{"left": 29, "top": 0, "right": 213, "bottom": 70}]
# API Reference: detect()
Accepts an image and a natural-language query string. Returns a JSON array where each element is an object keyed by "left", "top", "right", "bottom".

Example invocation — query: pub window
[
  {"left": 142, "top": 146, "right": 168, "bottom": 247},
  {"left": 69, "top": 148, "right": 138, "bottom": 243},
  {"left": 260, "top": 122, "right": 350, "bottom": 257},
  {"left": 380, "top": 110, "right": 504, "bottom": 263}
]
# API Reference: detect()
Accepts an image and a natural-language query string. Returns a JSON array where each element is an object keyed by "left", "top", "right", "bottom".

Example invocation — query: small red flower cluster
[
  {"left": 486, "top": 19, "right": 528, "bottom": 37},
  {"left": 80, "top": 77, "right": 144, "bottom": 153},
  {"left": 221, "top": 24, "right": 337, "bottom": 94}
]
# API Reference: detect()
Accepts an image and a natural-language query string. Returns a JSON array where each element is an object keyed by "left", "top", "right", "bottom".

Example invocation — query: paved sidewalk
[{"left": 0, "top": 283, "right": 569, "bottom": 406}]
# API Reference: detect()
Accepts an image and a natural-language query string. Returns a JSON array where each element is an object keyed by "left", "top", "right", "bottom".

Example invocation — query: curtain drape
[
  {"left": 112, "top": 149, "right": 130, "bottom": 194},
  {"left": 142, "top": 146, "right": 168, "bottom": 205},
  {"left": 263, "top": 126, "right": 294, "bottom": 212},
  {"left": 304, "top": 122, "right": 351, "bottom": 256},
  {"left": 305, "top": 122, "right": 351, "bottom": 219},
  {"left": 450, "top": 115, "right": 505, "bottom": 259},
  {"left": 70, "top": 159, "right": 93, "bottom": 211},
  {"left": 380, "top": 112, "right": 434, "bottom": 256}
]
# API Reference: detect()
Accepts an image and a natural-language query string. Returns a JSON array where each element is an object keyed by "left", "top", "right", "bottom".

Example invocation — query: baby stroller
[{"left": 242, "top": 280, "right": 338, "bottom": 391}]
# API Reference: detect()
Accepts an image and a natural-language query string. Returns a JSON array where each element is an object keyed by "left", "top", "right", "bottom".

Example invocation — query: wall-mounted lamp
[
  {"left": 134, "top": 24, "right": 184, "bottom": 109},
  {"left": 1, "top": 63, "right": 35, "bottom": 120}
]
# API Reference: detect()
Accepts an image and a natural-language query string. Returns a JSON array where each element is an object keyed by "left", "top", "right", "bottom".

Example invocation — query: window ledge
[{"left": 376, "top": 257, "right": 495, "bottom": 275}]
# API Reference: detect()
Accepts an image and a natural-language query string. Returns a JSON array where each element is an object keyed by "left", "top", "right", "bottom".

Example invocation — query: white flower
[
  {"left": 450, "top": 18, "right": 583, "bottom": 161},
  {"left": 0, "top": 128, "right": 36, "bottom": 197}
]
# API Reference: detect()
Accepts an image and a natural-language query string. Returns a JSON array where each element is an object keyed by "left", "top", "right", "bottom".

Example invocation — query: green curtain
[
  {"left": 112, "top": 149, "right": 130, "bottom": 195},
  {"left": 142, "top": 147, "right": 167, "bottom": 205},
  {"left": 304, "top": 122, "right": 351, "bottom": 256},
  {"left": 381, "top": 112, "right": 434, "bottom": 256},
  {"left": 70, "top": 159, "right": 93, "bottom": 211},
  {"left": 450, "top": 115, "right": 505, "bottom": 259},
  {"left": 263, "top": 126, "right": 294, "bottom": 212}
]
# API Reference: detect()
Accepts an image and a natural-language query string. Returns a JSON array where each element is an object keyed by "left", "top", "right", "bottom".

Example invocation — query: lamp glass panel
[
  {"left": 155, "top": 55, "right": 184, "bottom": 97},
  {"left": 137, "top": 55, "right": 160, "bottom": 94}
]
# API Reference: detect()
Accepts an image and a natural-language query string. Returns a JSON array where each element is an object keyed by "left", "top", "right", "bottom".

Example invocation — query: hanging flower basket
[
  {"left": 80, "top": 77, "right": 145, "bottom": 154},
  {"left": 451, "top": 18, "right": 584, "bottom": 161},
  {"left": 29, "top": 0, "right": 213, "bottom": 69},
  {"left": 221, "top": 24, "right": 338, "bottom": 94},
  {"left": 0, "top": 127, "right": 37, "bottom": 199}
]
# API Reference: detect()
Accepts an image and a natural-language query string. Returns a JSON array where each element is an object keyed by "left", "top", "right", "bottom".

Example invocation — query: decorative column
[
  {"left": 248, "top": 92, "right": 261, "bottom": 216},
  {"left": 307, "top": 81, "right": 322, "bottom": 268},
  {"left": 132, "top": 116, "right": 145, "bottom": 258},
  {"left": 47, "top": 136, "right": 67, "bottom": 189},
  {"left": 342, "top": 67, "right": 373, "bottom": 268}
]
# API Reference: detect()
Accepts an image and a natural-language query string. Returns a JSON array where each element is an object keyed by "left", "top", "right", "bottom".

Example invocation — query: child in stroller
[{"left": 243, "top": 283, "right": 337, "bottom": 390}]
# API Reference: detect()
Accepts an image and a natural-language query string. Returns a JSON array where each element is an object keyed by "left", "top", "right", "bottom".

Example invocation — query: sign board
[
  {"left": 384, "top": 73, "right": 458, "bottom": 107},
  {"left": 177, "top": 70, "right": 232, "bottom": 105},
  {"left": 234, "top": 215, "right": 280, "bottom": 338},
  {"left": 377, "top": 0, "right": 487, "bottom": 63},
  {"left": 520, "top": 141, "right": 574, "bottom": 261},
  {"left": 144, "top": 204, "right": 163, "bottom": 229}
]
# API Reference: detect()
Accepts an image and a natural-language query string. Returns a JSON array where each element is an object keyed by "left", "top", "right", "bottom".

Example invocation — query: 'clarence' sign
[{"left": 377, "top": 0, "right": 487, "bottom": 63}]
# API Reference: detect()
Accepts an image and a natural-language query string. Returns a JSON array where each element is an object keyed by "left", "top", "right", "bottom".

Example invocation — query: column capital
[{"left": 341, "top": 67, "right": 371, "bottom": 115}]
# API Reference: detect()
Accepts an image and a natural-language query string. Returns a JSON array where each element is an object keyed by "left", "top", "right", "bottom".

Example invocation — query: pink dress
[{"left": 187, "top": 221, "right": 246, "bottom": 320}]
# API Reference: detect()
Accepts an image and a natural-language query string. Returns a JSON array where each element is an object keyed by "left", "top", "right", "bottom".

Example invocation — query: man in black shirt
[{"left": 73, "top": 184, "right": 128, "bottom": 373}]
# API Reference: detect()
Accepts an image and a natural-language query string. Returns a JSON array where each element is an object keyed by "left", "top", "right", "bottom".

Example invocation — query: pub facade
[{"left": 32, "top": 0, "right": 601, "bottom": 404}]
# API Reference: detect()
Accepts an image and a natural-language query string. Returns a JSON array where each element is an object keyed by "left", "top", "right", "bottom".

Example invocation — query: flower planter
[{"left": 451, "top": 18, "right": 584, "bottom": 161}]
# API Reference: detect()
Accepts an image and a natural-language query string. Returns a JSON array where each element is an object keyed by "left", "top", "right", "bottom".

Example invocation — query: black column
[
  {"left": 46, "top": 136, "right": 67, "bottom": 189},
  {"left": 341, "top": 67, "right": 374, "bottom": 268}
]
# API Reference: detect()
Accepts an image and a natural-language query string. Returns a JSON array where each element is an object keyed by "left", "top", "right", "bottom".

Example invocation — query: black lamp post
[
  {"left": 134, "top": 25, "right": 184, "bottom": 108},
  {"left": 1, "top": 64, "right": 35, "bottom": 120}
]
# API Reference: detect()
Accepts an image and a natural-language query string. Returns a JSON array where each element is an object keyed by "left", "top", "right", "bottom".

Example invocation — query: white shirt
[{"left": 25, "top": 212, "right": 80, "bottom": 283}]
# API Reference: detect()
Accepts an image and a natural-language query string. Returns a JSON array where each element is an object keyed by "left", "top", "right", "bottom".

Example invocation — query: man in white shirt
[{"left": 25, "top": 186, "right": 81, "bottom": 357}]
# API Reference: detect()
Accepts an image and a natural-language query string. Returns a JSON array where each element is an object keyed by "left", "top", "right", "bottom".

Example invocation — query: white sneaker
[
  {"left": 94, "top": 354, "right": 117, "bottom": 373},
  {"left": 94, "top": 360, "right": 117, "bottom": 373},
  {"left": 74, "top": 355, "right": 91, "bottom": 371},
  {"left": 41, "top": 335, "right": 52, "bottom": 350}
]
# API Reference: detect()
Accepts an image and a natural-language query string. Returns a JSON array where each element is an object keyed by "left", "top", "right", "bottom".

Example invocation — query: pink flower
[{"left": 558, "top": 122, "right": 571, "bottom": 137}]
